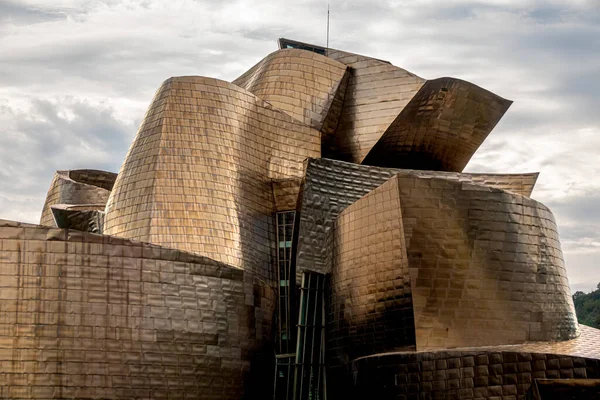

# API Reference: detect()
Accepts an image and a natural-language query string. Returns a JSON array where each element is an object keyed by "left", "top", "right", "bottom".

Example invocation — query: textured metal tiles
[
  {"left": 329, "top": 176, "right": 416, "bottom": 366},
  {"left": 362, "top": 78, "right": 513, "bottom": 172},
  {"left": 233, "top": 48, "right": 348, "bottom": 131},
  {"left": 103, "top": 76, "right": 321, "bottom": 283},
  {"left": 294, "top": 157, "right": 540, "bottom": 283},
  {"left": 39, "top": 169, "right": 117, "bottom": 227},
  {"left": 0, "top": 219, "right": 275, "bottom": 399},
  {"left": 324, "top": 48, "right": 426, "bottom": 163}
]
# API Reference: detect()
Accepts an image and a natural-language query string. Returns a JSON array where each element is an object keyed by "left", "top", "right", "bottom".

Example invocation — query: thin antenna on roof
[{"left": 326, "top": 1, "right": 330, "bottom": 55}]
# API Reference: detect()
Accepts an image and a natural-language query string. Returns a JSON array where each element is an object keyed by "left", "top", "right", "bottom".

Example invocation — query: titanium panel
[
  {"left": 324, "top": 48, "right": 426, "bottom": 163},
  {"left": 293, "top": 158, "right": 539, "bottom": 283},
  {"left": 233, "top": 49, "right": 348, "bottom": 131},
  {"left": 362, "top": 78, "right": 513, "bottom": 172},
  {"left": 0, "top": 219, "right": 275, "bottom": 399},
  {"left": 393, "top": 175, "right": 578, "bottom": 348},
  {"left": 40, "top": 170, "right": 117, "bottom": 227},
  {"left": 50, "top": 204, "right": 105, "bottom": 233},
  {"left": 104, "top": 76, "right": 321, "bottom": 283},
  {"left": 351, "top": 325, "right": 600, "bottom": 400},
  {"left": 329, "top": 176, "right": 415, "bottom": 366}
]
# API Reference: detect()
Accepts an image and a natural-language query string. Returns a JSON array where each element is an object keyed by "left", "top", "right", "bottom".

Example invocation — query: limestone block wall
[
  {"left": 0, "top": 220, "right": 275, "bottom": 400},
  {"left": 104, "top": 76, "right": 321, "bottom": 283}
]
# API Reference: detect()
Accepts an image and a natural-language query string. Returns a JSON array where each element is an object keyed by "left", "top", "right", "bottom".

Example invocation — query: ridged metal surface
[
  {"left": 0, "top": 219, "right": 275, "bottom": 399},
  {"left": 103, "top": 76, "right": 321, "bottom": 283},
  {"left": 329, "top": 176, "right": 415, "bottom": 366},
  {"left": 351, "top": 325, "right": 600, "bottom": 400},
  {"left": 325, "top": 48, "right": 426, "bottom": 163},
  {"left": 233, "top": 49, "right": 348, "bottom": 131},
  {"left": 362, "top": 78, "right": 513, "bottom": 172},
  {"left": 394, "top": 175, "right": 578, "bottom": 348},
  {"left": 50, "top": 205, "right": 105, "bottom": 233},
  {"left": 294, "top": 157, "right": 540, "bottom": 283},
  {"left": 39, "top": 170, "right": 117, "bottom": 227}
]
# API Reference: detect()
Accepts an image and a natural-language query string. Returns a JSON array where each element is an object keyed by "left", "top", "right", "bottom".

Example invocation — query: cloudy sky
[{"left": 1, "top": 0, "right": 599, "bottom": 292}]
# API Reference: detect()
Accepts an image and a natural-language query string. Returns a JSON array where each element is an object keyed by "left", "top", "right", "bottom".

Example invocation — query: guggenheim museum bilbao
[{"left": 1, "top": 38, "right": 599, "bottom": 400}]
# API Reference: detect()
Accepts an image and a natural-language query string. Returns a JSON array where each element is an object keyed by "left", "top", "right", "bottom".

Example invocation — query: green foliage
[{"left": 573, "top": 283, "right": 600, "bottom": 328}]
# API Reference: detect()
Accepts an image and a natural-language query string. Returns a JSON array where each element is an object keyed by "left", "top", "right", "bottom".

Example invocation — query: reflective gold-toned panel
[
  {"left": 233, "top": 48, "right": 348, "bottom": 131},
  {"left": 104, "top": 76, "right": 320, "bottom": 282},
  {"left": 362, "top": 78, "right": 512, "bottom": 172},
  {"left": 351, "top": 325, "right": 600, "bottom": 400},
  {"left": 40, "top": 169, "right": 117, "bottom": 227},
  {"left": 293, "top": 157, "right": 539, "bottom": 283},
  {"left": 324, "top": 48, "right": 426, "bottom": 163},
  {"left": 0, "top": 219, "right": 275, "bottom": 399},
  {"left": 394, "top": 175, "right": 578, "bottom": 349},
  {"left": 329, "top": 176, "right": 415, "bottom": 366}
]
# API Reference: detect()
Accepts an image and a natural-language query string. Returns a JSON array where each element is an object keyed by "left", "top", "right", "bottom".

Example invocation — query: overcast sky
[{"left": 1, "top": 0, "right": 599, "bottom": 292}]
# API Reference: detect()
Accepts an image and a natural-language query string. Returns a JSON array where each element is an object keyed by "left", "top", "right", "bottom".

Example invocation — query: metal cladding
[
  {"left": 294, "top": 157, "right": 540, "bottom": 283},
  {"left": 233, "top": 48, "right": 348, "bottom": 131},
  {"left": 50, "top": 204, "right": 105, "bottom": 233},
  {"left": 323, "top": 47, "right": 426, "bottom": 163},
  {"left": 103, "top": 76, "right": 320, "bottom": 283},
  {"left": 39, "top": 169, "right": 117, "bottom": 227},
  {"left": 329, "top": 176, "right": 416, "bottom": 365},
  {"left": 0, "top": 219, "right": 275, "bottom": 399},
  {"left": 351, "top": 325, "right": 600, "bottom": 399},
  {"left": 362, "top": 78, "right": 513, "bottom": 172},
  {"left": 3, "top": 38, "right": 598, "bottom": 399},
  {"left": 395, "top": 174, "right": 577, "bottom": 348}
]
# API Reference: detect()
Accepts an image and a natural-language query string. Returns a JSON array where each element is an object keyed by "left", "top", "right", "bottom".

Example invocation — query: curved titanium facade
[
  {"left": 324, "top": 48, "right": 426, "bottom": 163},
  {"left": 294, "top": 157, "right": 540, "bottom": 283},
  {"left": 362, "top": 78, "right": 512, "bottom": 172},
  {"left": 396, "top": 175, "right": 578, "bottom": 348},
  {"left": 40, "top": 169, "right": 117, "bottom": 227},
  {"left": 2, "top": 38, "right": 597, "bottom": 399},
  {"left": 104, "top": 76, "right": 320, "bottom": 282},
  {"left": 233, "top": 48, "right": 348, "bottom": 131},
  {"left": 329, "top": 177, "right": 415, "bottom": 365},
  {"left": 0, "top": 219, "right": 275, "bottom": 399}
]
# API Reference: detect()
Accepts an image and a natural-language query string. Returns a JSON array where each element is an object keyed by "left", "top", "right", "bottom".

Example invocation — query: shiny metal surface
[
  {"left": 40, "top": 169, "right": 117, "bottom": 227},
  {"left": 324, "top": 48, "right": 426, "bottom": 163},
  {"left": 329, "top": 176, "right": 415, "bottom": 366},
  {"left": 0, "top": 219, "right": 275, "bottom": 399},
  {"left": 233, "top": 49, "right": 348, "bottom": 131},
  {"left": 294, "top": 157, "right": 540, "bottom": 283},
  {"left": 50, "top": 204, "right": 105, "bottom": 233},
  {"left": 351, "top": 325, "right": 600, "bottom": 399},
  {"left": 362, "top": 78, "right": 513, "bottom": 172},
  {"left": 395, "top": 174, "right": 578, "bottom": 348},
  {"left": 103, "top": 76, "right": 321, "bottom": 283}
]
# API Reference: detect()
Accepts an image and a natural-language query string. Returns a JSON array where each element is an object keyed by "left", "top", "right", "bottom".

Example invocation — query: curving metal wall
[
  {"left": 351, "top": 325, "right": 600, "bottom": 400},
  {"left": 329, "top": 176, "right": 415, "bottom": 366},
  {"left": 40, "top": 170, "right": 117, "bottom": 227},
  {"left": 362, "top": 78, "right": 512, "bottom": 172},
  {"left": 324, "top": 48, "right": 426, "bottom": 163},
  {"left": 103, "top": 76, "right": 321, "bottom": 283},
  {"left": 293, "top": 157, "right": 540, "bottom": 284},
  {"left": 0, "top": 219, "right": 275, "bottom": 399},
  {"left": 395, "top": 175, "right": 578, "bottom": 348},
  {"left": 233, "top": 48, "right": 348, "bottom": 131}
]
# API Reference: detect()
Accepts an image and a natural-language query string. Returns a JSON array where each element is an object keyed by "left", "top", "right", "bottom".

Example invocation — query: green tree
[{"left": 573, "top": 283, "right": 600, "bottom": 329}]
